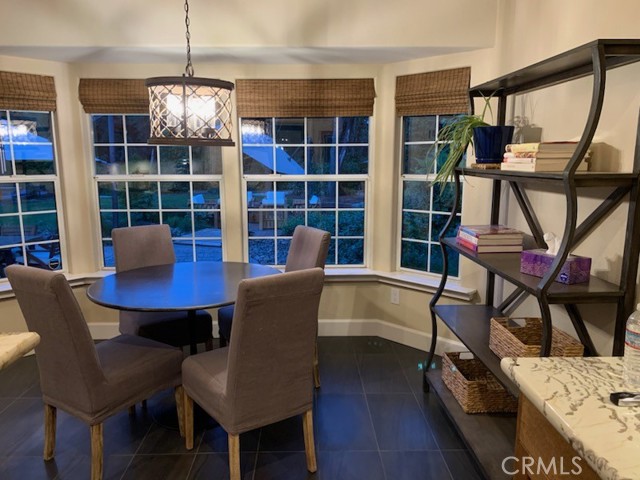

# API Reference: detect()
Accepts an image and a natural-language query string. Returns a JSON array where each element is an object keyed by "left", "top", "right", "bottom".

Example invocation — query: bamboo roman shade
[
  {"left": 236, "top": 79, "right": 376, "bottom": 118},
  {"left": 0, "top": 71, "right": 57, "bottom": 111},
  {"left": 395, "top": 67, "right": 471, "bottom": 116},
  {"left": 78, "top": 79, "right": 149, "bottom": 114}
]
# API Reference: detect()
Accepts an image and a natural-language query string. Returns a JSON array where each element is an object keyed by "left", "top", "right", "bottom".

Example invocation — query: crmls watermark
[{"left": 502, "top": 456, "right": 583, "bottom": 476}]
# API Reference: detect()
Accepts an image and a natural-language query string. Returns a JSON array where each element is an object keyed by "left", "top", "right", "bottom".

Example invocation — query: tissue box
[{"left": 520, "top": 249, "right": 591, "bottom": 284}]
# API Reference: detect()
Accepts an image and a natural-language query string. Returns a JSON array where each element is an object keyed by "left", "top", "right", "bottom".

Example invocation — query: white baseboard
[
  {"left": 318, "top": 318, "right": 465, "bottom": 356},
  {"left": 89, "top": 318, "right": 465, "bottom": 356},
  {"left": 88, "top": 323, "right": 121, "bottom": 340}
]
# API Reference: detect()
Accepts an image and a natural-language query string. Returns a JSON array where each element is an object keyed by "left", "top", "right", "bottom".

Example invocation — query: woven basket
[
  {"left": 489, "top": 317, "right": 584, "bottom": 358},
  {"left": 441, "top": 352, "right": 518, "bottom": 414}
]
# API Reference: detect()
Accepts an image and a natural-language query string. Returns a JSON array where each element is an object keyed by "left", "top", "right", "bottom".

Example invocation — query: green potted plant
[{"left": 429, "top": 95, "right": 514, "bottom": 184}]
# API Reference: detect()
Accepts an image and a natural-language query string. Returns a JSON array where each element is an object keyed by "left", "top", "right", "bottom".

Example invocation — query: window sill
[
  {"left": 0, "top": 271, "right": 111, "bottom": 300},
  {"left": 324, "top": 268, "right": 476, "bottom": 301},
  {"left": 0, "top": 268, "right": 476, "bottom": 302}
]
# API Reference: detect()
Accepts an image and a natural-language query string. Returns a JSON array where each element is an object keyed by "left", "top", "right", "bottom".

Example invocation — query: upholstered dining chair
[
  {"left": 112, "top": 224, "right": 214, "bottom": 351},
  {"left": 5, "top": 265, "right": 184, "bottom": 480},
  {"left": 217, "top": 225, "right": 330, "bottom": 386},
  {"left": 182, "top": 268, "right": 325, "bottom": 480}
]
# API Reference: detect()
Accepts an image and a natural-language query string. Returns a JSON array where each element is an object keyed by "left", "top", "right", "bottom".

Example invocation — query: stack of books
[
  {"left": 456, "top": 225, "right": 524, "bottom": 253},
  {"left": 501, "top": 142, "right": 590, "bottom": 172}
]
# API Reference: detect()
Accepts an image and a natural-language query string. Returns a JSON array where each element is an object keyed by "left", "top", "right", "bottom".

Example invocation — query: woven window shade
[
  {"left": 78, "top": 79, "right": 149, "bottom": 114},
  {"left": 0, "top": 71, "right": 56, "bottom": 111},
  {"left": 236, "top": 79, "right": 375, "bottom": 118},
  {"left": 395, "top": 67, "right": 471, "bottom": 116}
]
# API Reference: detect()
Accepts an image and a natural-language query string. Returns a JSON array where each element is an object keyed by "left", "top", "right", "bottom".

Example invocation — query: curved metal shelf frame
[{"left": 425, "top": 39, "right": 640, "bottom": 392}]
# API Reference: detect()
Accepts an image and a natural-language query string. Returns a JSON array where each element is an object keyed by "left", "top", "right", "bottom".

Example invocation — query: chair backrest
[
  {"left": 111, "top": 224, "right": 176, "bottom": 273},
  {"left": 5, "top": 265, "right": 105, "bottom": 411},
  {"left": 285, "top": 225, "right": 331, "bottom": 272},
  {"left": 226, "top": 268, "right": 324, "bottom": 432}
]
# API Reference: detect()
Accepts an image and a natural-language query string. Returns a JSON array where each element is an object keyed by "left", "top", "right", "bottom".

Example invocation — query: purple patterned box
[{"left": 520, "top": 249, "right": 591, "bottom": 284}]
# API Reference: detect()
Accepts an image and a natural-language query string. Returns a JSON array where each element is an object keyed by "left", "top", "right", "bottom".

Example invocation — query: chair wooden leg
[
  {"left": 218, "top": 334, "right": 227, "bottom": 348},
  {"left": 313, "top": 342, "right": 320, "bottom": 389},
  {"left": 128, "top": 405, "right": 136, "bottom": 416},
  {"left": 141, "top": 399, "right": 147, "bottom": 409},
  {"left": 43, "top": 404, "right": 56, "bottom": 461},
  {"left": 175, "top": 386, "right": 185, "bottom": 438},
  {"left": 205, "top": 338, "right": 214, "bottom": 351},
  {"left": 302, "top": 409, "right": 317, "bottom": 473},
  {"left": 184, "top": 391, "right": 194, "bottom": 450},
  {"left": 90, "top": 423, "right": 103, "bottom": 480},
  {"left": 228, "top": 433, "right": 241, "bottom": 480}
]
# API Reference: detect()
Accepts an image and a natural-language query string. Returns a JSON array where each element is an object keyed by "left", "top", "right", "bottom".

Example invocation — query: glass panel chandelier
[{"left": 146, "top": 0, "right": 235, "bottom": 146}]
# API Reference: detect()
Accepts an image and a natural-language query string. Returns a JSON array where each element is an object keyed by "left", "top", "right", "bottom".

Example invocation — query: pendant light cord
[{"left": 184, "top": 0, "right": 195, "bottom": 77}]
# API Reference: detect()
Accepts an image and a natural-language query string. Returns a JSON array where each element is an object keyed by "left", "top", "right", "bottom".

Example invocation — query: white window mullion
[
  {"left": 242, "top": 115, "right": 368, "bottom": 267},
  {"left": 91, "top": 113, "right": 224, "bottom": 267}
]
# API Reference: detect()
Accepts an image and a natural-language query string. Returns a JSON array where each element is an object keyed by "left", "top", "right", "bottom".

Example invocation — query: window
[
  {"left": 0, "top": 110, "right": 63, "bottom": 278},
  {"left": 241, "top": 116, "right": 369, "bottom": 266},
  {"left": 399, "top": 115, "right": 461, "bottom": 276},
  {"left": 91, "top": 114, "right": 223, "bottom": 267}
]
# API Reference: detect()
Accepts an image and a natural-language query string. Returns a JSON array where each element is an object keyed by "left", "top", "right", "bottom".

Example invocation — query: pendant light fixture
[{"left": 146, "top": 0, "right": 235, "bottom": 146}]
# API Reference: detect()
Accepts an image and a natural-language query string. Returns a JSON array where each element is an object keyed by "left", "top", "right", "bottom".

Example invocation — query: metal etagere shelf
[{"left": 424, "top": 39, "right": 640, "bottom": 480}]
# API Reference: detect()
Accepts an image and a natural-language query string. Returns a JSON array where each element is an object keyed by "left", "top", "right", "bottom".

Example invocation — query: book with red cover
[
  {"left": 458, "top": 225, "right": 524, "bottom": 239},
  {"left": 456, "top": 236, "right": 523, "bottom": 253}
]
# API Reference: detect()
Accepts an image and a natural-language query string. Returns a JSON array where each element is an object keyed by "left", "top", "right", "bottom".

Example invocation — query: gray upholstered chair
[
  {"left": 217, "top": 225, "right": 330, "bottom": 386},
  {"left": 182, "top": 268, "right": 325, "bottom": 480},
  {"left": 5, "top": 265, "right": 184, "bottom": 480},
  {"left": 112, "top": 224, "right": 214, "bottom": 352}
]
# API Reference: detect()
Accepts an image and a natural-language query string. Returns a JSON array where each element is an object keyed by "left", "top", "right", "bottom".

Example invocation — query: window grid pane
[
  {"left": 92, "top": 114, "right": 223, "bottom": 267},
  {"left": 0, "top": 110, "right": 62, "bottom": 278},
  {"left": 242, "top": 116, "right": 369, "bottom": 266},
  {"left": 400, "top": 114, "right": 461, "bottom": 277}
]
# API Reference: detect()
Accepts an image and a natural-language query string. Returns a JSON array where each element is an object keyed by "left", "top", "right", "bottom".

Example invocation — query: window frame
[
  {"left": 240, "top": 116, "right": 371, "bottom": 268},
  {"left": 0, "top": 109, "right": 67, "bottom": 279},
  {"left": 88, "top": 113, "right": 225, "bottom": 269},
  {"left": 396, "top": 114, "right": 462, "bottom": 278}
]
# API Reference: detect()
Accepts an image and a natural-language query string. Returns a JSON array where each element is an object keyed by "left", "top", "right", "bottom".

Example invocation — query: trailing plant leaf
[
  {"left": 426, "top": 114, "right": 489, "bottom": 186},
  {"left": 425, "top": 92, "right": 497, "bottom": 188}
]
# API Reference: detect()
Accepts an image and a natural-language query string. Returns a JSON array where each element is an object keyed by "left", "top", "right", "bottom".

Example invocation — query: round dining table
[{"left": 87, "top": 261, "right": 281, "bottom": 353}]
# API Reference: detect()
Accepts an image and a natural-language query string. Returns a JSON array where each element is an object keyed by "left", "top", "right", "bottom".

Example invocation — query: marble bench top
[
  {"left": 0, "top": 332, "right": 40, "bottom": 371},
  {"left": 501, "top": 356, "right": 640, "bottom": 480}
]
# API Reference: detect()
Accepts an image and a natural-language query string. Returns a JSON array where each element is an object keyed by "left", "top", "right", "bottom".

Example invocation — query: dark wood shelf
[
  {"left": 470, "top": 39, "right": 640, "bottom": 97},
  {"left": 433, "top": 304, "right": 518, "bottom": 395},
  {"left": 443, "top": 238, "right": 624, "bottom": 303},
  {"left": 460, "top": 167, "right": 639, "bottom": 187},
  {"left": 426, "top": 369, "right": 517, "bottom": 480}
]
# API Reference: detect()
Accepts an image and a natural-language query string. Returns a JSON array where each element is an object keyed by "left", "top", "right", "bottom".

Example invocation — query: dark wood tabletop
[{"left": 87, "top": 261, "right": 281, "bottom": 312}]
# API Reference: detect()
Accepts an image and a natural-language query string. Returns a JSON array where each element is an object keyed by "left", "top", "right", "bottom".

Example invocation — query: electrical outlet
[{"left": 390, "top": 287, "right": 400, "bottom": 305}]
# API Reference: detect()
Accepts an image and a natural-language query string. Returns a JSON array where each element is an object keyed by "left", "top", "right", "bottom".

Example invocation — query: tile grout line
[
  {"left": 354, "top": 347, "right": 388, "bottom": 480},
  {"left": 400, "top": 356, "right": 444, "bottom": 451},
  {"left": 250, "top": 428, "right": 262, "bottom": 480},
  {"left": 385, "top": 344, "right": 458, "bottom": 480},
  {"left": 118, "top": 421, "right": 154, "bottom": 480},
  {"left": 402, "top": 350, "right": 456, "bottom": 480},
  {"left": 183, "top": 422, "right": 205, "bottom": 480},
  {"left": 0, "top": 397, "right": 19, "bottom": 416}
]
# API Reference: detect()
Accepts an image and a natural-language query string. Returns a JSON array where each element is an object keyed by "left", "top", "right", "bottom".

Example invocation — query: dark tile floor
[{"left": 0, "top": 336, "right": 484, "bottom": 480}]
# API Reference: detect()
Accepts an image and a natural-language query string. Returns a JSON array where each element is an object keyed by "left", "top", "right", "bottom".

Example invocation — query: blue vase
[{"left": 473, "top": 126, "right": 515, "bottom": 164}]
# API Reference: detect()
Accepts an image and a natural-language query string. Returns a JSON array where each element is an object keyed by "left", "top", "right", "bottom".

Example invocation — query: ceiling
[{"left": 0, "top": 0, "right": 498, "bottom": 64}]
